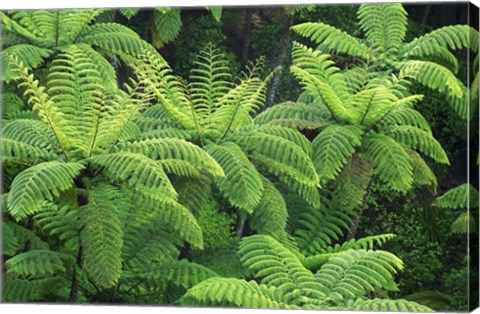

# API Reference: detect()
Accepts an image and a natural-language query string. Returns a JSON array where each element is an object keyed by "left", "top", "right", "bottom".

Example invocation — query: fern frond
[
  {"left": 397, "top": 60, "right": 464, "bottom": 98},
  {"left": 405, "top": 149, "right": 438, "bottom": 192},
  {"left": 2, "top": 276, "right": 65, "bottom": 302},
  {"left": 1, "top": 44, "right": 52, "bottom": 82},
  {"left": 254, "top": 101, "right": 330, "bottom": 130},
  {"left": 364, "top": 134, "right": 413, "bottom": 193},
  {"left": 189, "top": 44, "right": 232, "bottom": 126},
  {"left": 114, "top": 138, "right": 224, "bottom": 177},
  {"left": 291, "top": 22, "right": 374, "bottom": 61},
  {"left": 314, "top": 249, "right": 403, "bottom": 298},
  {"left": 291, "top": 42, "right": 349, "bottom": 101},
  {"left": 119, "top": 8, "right": 140, "bottom": 19},
  {"left": 3, "top": 222, "right": 20, "bottom": 257},
  {"left": 47, "top": 45, "right": 105, "bottom": 158},
  {"left": 239, "top": 234, "right": 325, "bottom": 304},
  {"left": 401, "top": 25, "right": 474, "bottom": 55},
  {"left": 451, "top": 212, "right": 477, "bottom": 234},
  {"left": 348, "top": 298, "right": 433, "bottom": 312},
  {"left": 89, "top": 152, "right": 177, "bottom": 199},
  {"left": 291, "top": 66, "right": 351, "bottom": 123},
  {"left": 249, "top": 125, "right": 313, "bottom": 156},
  {"left": 233, "top": 132, "right": 320, "bottom": 208},
  {"left": 4, "top": 221, "right": 49, "bottom": 250},
  {"left": 34, "top": 205, "right": 79, "bottom": 247},
  {"left": 250, "top": 177, "right": 288, "bottom": 235},
  {"left": 179, "top": 278, "right": 284, "bottom": 308},
  {"left": 358, "top": 4, "right": 407, "bottom": 54},
  {"left": 344, "top": 87, "right": 398, "bottom": 127},
  {"left": 384, "top": 125, "right": 449, "bottom": 164},
  {"left": 403, "top": 290, "right": 453, "bottom": 311},
  {"left": 433, "top": 184, "right": 479, "bottom": 209},
  {"left": 332, "top": 155, "right": 373, "bottom": 211},
  {"left": 343, "top": 67, "right": 371, "bottom": 94},
  {"left": 153, "top": 8, "right": 182, "bottom": 44},
  {"left": 295, "top": 200, "right": 354, "bottom": 256},
  {"left": 205, "top": 142, "right": 263, "bottom": 213},
  {"left": 2, "top": 119, "right": 61, "bottom": 153},
  {"left": 7, "top": 161, "right": 85, "bottom": 220},
  {"left": 79, "top": 201, "right": 123, "bottom": 289},
  {"left": 312, "top": 125, "right": 363, "bottom": 182},
  {"left": 303, "top": 234, "right": 396, "bottom": 270},
  {"left": 1, "top": 138, "right": 55, "bottom": 163},
  {"left": 132, "top": 259, "right": 219, "bottom": 290},
  {"left": 14, "top": 58, "right": 71, "bottom": 157},
  {"left": 6, "top": 250, "right": 70, "bottom": 278},
  {"left": 133, "top": 194, "right": 204, "bottom": 249},
  {"left": 380, "top": 105, "right": 432, "bottom": 132},
  {"left": 207, "top": 7, "right": 223, "bottom": 22}
]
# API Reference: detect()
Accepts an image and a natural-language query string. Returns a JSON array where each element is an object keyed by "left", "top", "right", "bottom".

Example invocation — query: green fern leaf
[
  {"left": 312, "top": 125, "right": 363, "bottom": 182},
  {"left": 79, "top": 202, "right": 123, "bottom": 289},
  {"left": 254, "top": 101, "right": 330, "bottom": 130},
  {"left": 364, "top": 134, "right": 413, "bottom": 193},
  {"left": 153, "top": 8, "right": 182, "bottom": 44},
  {"left": 89, "top": 152, "right": 177, "bottom": 199},
  {"left": 1, "top": 44, "right": 52, "bottom": 81},
  {"left": 3, "top": 222, "right": 20, "bottom": 257},
  {"left": 6, "top": 250, "right": 70, "bottom": 278},
  {"left": 119, "top": 8, "right": 140, "bottom": 19},
  {"left": 348, "top": 298, "right": 433, "bottom": 312},
  {"left": 385, "top": 125, "right": 449, "bottom": 164},
  {"left": 179, "top": 278, "right": 284, "bottom": 308},
  {"left": 205, "top": 142, "right": 264, "bottom": 213},
  {"left": 358, "top": 4, "right": 407, "bottom": 54},
  {"left": 332, "top": 155, "right": 373, "bottom": 211},
  {"left": 7, "top": 161, "right": 85, "bottom": 220},
  {"left": 397, "top": 60, "right": 464, "bottom": 98},
  {"left": 433, "top": 184, "right": 479, "bottom": 209},
  {"left": 292, "top": 22, "right": 374, "bottom": 61},
  {"left": 250, "top": 177, "right": 288, "bottom": 235},
  {"left": 314, "top": 249, "right": 403, "bottom": 298}
]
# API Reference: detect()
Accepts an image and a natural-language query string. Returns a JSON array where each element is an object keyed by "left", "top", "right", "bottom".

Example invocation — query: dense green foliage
[{"left": 1, "top": 3, "right": 478, "bottom": 311}]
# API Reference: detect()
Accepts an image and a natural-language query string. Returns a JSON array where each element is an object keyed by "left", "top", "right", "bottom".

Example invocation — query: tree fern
[
  {"left": 179, "top": 235, "right": 430, "bottom": 311},
  {"left": 1, "top": 9, "right": 160, "bottom": 85},
  {"left": 292, "top": 3, "right": 478, "bottom": 119}
]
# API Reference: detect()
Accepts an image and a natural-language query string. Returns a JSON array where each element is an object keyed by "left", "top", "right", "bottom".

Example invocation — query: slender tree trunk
[
  {"left": 68, "top": 245, "right": 83, "bottom": 302},
  {"left": 236, "top": 211, "right": 247, "bottom": 237},
  {"left": 346, "top": 178, "right": 373, "bottom": 240},
  {"left": 265, "top": 14, "right": 294, "bottom": 108},
  {"left": 241, "top": 9, "right": 253, "bottom": 62},
  {"left": 420, "top": 5, "right": 432, "bottom": 35}
]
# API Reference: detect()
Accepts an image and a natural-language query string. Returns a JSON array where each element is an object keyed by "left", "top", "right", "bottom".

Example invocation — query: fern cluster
[{"left": 292, "top": 3, "right": 479, "bottom": 119}]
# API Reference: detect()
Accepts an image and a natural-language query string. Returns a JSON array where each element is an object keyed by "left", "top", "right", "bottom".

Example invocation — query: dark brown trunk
[
  {"left": 241, "top": 9, "right": 253, "bottom": 62},
  {"left": 346, "top": 178, "right": 373, "bottom": 240},
  {"left": 265, "top": 14, "right": 293, "bottom": 108},
  {"left": 68, "top": 245, "right": 83, "bottom": 302}
]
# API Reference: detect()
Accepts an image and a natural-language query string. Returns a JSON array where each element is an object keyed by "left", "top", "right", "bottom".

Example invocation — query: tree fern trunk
[
  {"left": 236, "top": 211, "right": 247, "bottom": 237},
  {"left": 241, "top": 9, "right": 252, "bottom": 62},
  {"left": 68, "top": 245, "right": 83, "bottom": 302},
  {"left": 346, "top": 178, "right": 373, "bottom": 240},
  {"left": 265, "top": 14, "right": 293, "bottom": 108}
]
